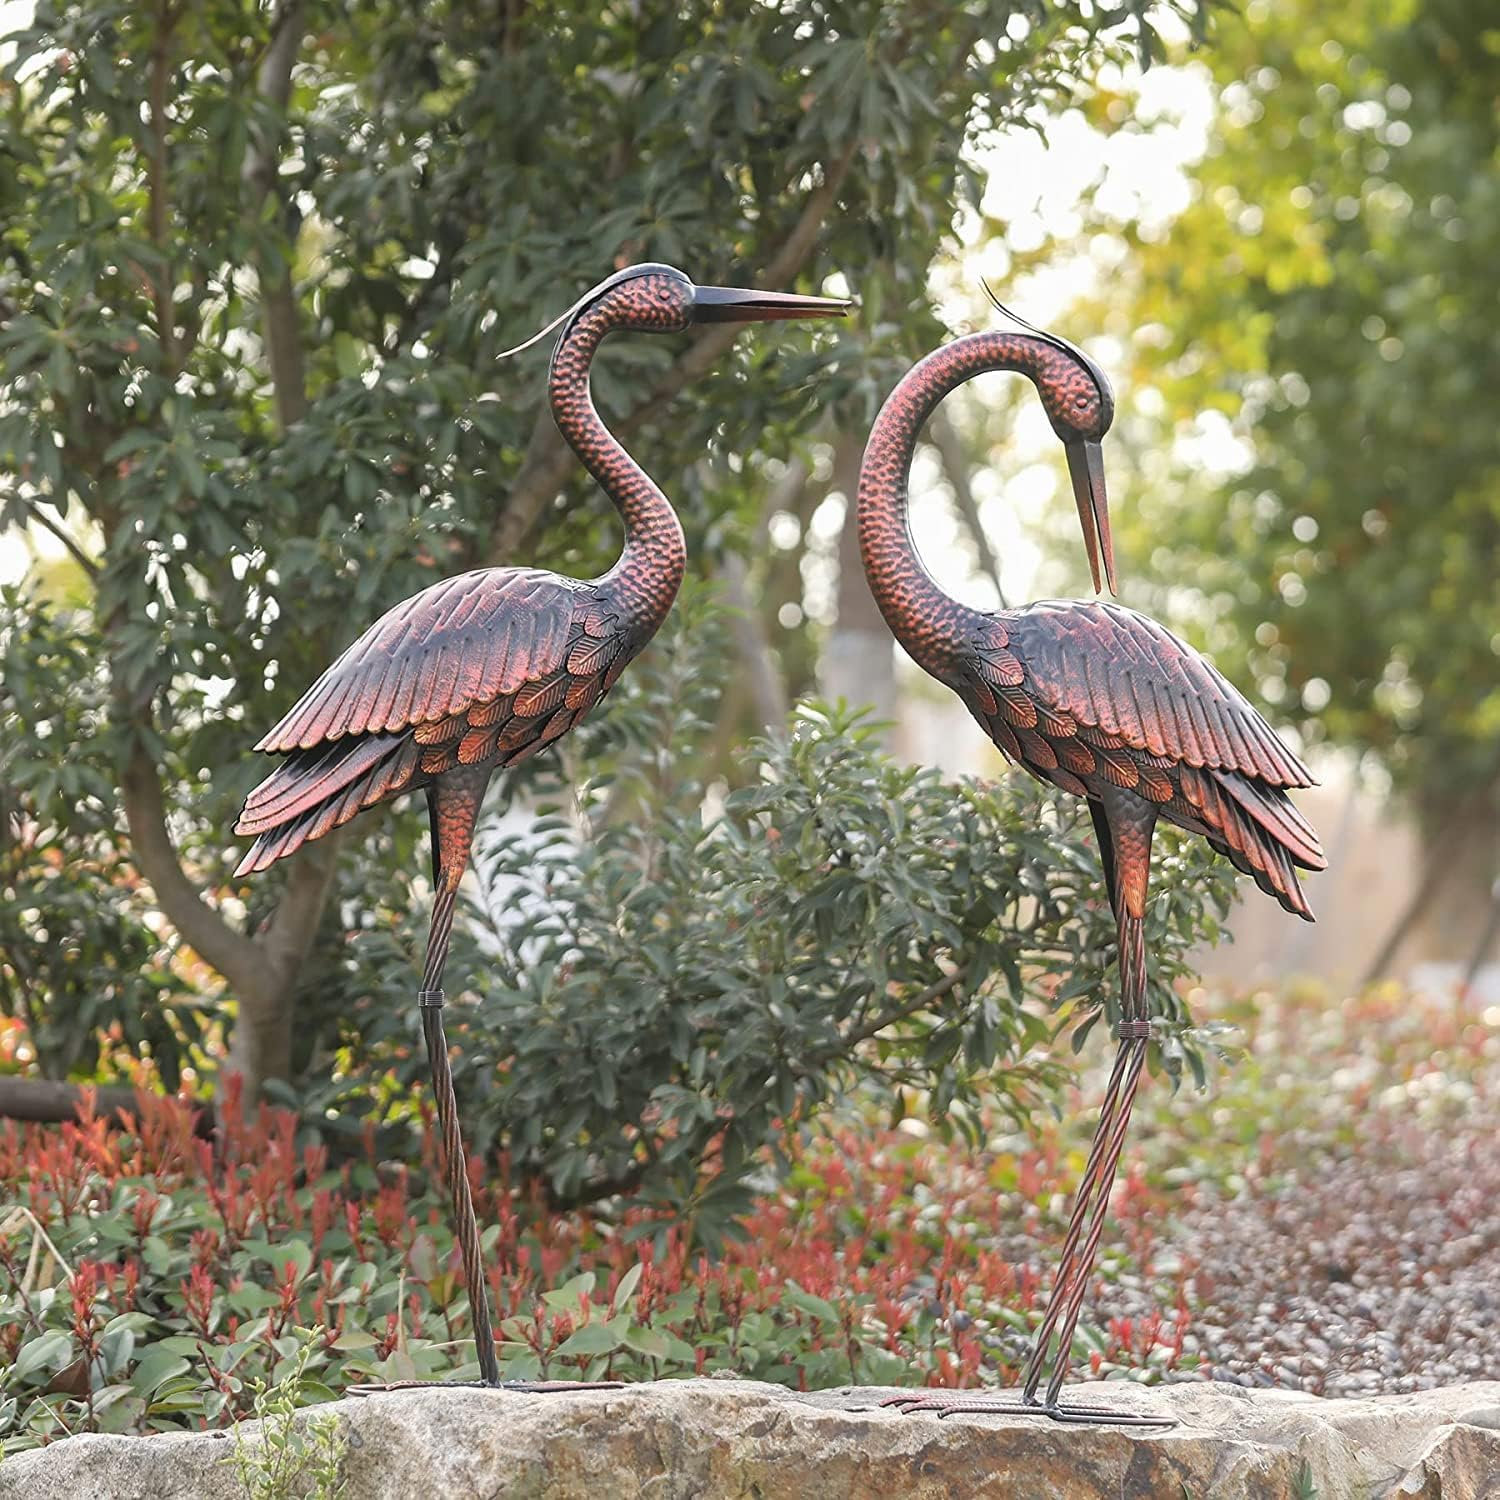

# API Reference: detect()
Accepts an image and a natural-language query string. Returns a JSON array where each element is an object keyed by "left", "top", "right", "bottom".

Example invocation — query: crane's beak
[
  {"left": 1065, "top": 439, "right": 1116, "bottom": 596},
  {"left": 691, "top": 285, "right": 853, "bottom": 324}
]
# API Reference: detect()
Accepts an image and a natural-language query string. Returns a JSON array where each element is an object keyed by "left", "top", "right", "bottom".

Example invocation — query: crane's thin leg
[
  {"left": 420, "top": 885, "right": 502, "bottom": 1385},
  {"left": 412, "top": 768, "right": 501, "bottom": 1387},
  {"left": 1018, "top": 1025, "right": 1146, "bottom": 1396},
  {"left": 351, "top": 767, "right": 619, "bottom": 1398},
  {"left": 1028, "top": 909, "right": 1151, "bottom": 1409},
  {"left": 882, "top": 791, "right": 1169, "bottom": 1427}
]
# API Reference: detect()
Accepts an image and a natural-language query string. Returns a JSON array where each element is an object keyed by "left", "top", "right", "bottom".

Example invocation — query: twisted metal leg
[
  {"left": 351, "top": 772, "right": 621, "bottom": 1398},
  {"left": 883, "top": 832, "right": 1171, "bottom": 1429},
  {"left": 350, "top": 907, "right": 624, "bottom": 1397},
  {"left": 418, "top": 893, "right": 501, "bottom": 1386},
  {"left": 353, "top": 885, "right": 502, "bottom": 1392},
  {"left": 1034, "top": 1033, "right": 1149, "bottom": 1409},
  {"left": 879, "top": 1026, "right": 1164, "bottom": 1429},
  {"left": 1016, "top": 1037, "right": 1136, "bottom": 1395},
  {"left": 352, "top": 982, "right": 620, "bottom": 1396}
]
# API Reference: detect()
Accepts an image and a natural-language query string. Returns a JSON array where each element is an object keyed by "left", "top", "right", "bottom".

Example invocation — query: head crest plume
[
  {"left": 978, "top": 279, "right": 1114, "bottom": 418},
  {"left": 979, "top": 280, "right": 1079, "bottom": 363},
  {"left": 979, "top": 279, "right": 1040, "bottom": 332},
  {"left": 494, "top": 304, "right": 575, "bottom": 361},
  {"left": 495, "top": 263, "right": 688, "bottom": 361}
]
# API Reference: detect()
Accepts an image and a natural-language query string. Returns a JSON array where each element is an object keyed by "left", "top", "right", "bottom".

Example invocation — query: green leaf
[
  {"left": 622, "top": 1327, "right": 672, "bottom": 1360},
  {"left": 11, "top": 1330, "right": 73, "bottom": 1383},
  {"left": 275, "top": 1240, "right": 313, "bottom": 1282},
  {"left": 553, "top": 1323, "right": 621, "bottom": 1357},
  {"left": 130, "top": 1348, "right": 191, "bottom": 1396},
  {"left": 541, "top": 1272, "right": 595, "bottom": 1313},
  {"left": 611, "top": 1262, "right": 643, "bottom": 1316},
  {"left": 782, "top": 1282, "right": 840, "bottom": 1326}
]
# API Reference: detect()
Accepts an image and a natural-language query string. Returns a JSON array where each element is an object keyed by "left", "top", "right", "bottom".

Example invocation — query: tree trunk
[
  {"left": 225, "top": 979, "right": 294, "bottom": 1093},
  {"left": 820, "top": 431, "right": 898, "bottom": 744},
  {"left": 717, "top": 550, "right": 789, "bottom": 734},
  {"left": 1406, "top": 786, "right": 1500, "bottom": 970}
]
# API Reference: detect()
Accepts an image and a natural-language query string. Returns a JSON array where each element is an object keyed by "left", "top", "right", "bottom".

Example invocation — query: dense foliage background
[
  {"left": 5, "top": 0, "right": 1500, "bottom": 1463},
  {"left": 0, "top": 0, "right": 1203, "bottom": 1102}
]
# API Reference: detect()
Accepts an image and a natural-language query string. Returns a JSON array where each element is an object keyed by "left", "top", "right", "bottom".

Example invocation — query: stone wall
[{"left": 4, "top": 1377, "right": 1499, "bottom": 1500}]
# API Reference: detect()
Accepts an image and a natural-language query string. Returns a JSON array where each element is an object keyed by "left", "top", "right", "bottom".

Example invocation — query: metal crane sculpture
[
  {"left": 861, "top": 308, "right": 1325, "bottom": 1426},
  {"left": 232, "top": 264, "right": 848, "bottom": 1388}
]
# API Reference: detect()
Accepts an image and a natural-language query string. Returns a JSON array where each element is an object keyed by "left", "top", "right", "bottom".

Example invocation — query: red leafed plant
[{"left": 0, "top": 1080, "right": 1192, "bottom": 1452}]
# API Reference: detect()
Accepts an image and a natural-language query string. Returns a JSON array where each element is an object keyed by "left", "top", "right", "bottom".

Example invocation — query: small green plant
[
  {"left": 1292, "top": 1457, "right": 1319, "bottom": 1499},
  {"left": 229, "top": 1329, "right": 346, "bottom": 1500}
]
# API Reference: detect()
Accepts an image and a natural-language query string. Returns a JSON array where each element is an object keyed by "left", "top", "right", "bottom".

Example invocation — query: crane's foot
[
  {"left": 878, "top": 1390, "right": 1173, "bottom": 1427},
  {"left": 348, "top": 1377, "right": 625, "bottom": 1397}
]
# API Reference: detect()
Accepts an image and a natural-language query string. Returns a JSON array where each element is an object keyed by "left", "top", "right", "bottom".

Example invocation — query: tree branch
[
  {"left": 1360, "top": 752, "right": 1500, "bottom": 986},
  {"left": 837, "top": 967, "right": 965, "bottom": 1053},
  {"left": 0, "top": 1078, "right": 214, "bottom": 1135},
  {"left": 259, "top": 826, "right": 341, "bottom": 986},
  {"left": 484, "top": 404, "right": 568, "bottom": 565},
  {"left": 711, "top": 449, "right": 803, "bottom": 736},
  {"left": 544, "top": 1154, "right": 649, "bottom": 1214},
  {"left": 483, "top": 145, "right": 858, "bottom": 565},
  {"left": 716, "top": 550, "right": 789, "bottom": 733},
  {"left": 242, "top": 0, "right": 308, "bottom": 428},
  {"left": 111, "top": 11, "right": 278, "bottom": 1023},
  {"left": 15, "top": 497, "right": 98, "bottom": 579},
  {"left": 119, "top": 740, "right": 267, "bottom": 999}
]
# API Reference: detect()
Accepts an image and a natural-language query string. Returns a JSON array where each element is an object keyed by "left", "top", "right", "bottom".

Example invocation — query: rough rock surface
[{"left": 5, "top": 1377, "right": 1500, "bottom": 1500}]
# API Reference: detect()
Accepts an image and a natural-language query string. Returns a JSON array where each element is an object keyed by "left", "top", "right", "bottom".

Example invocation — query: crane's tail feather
[
  {"left": 238, "top": 735, "right": 398, "bottom": 829},
  {"left": 1215, "top": 768, "right": 1326, "bottom": 870},
  {"left": 1205, "top": 822, "right": 1314, "bottom": 922},
  {"left": 233, "top": 734, "right": 419, "bottom": 877},
  {"left": 1172, "top": 764, "right": 1319, "bottom": 921}
]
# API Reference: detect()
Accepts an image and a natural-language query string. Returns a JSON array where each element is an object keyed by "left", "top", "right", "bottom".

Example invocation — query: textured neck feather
[
  {"left": 857, "top": 331, "right": 1062, "bottom": 673},
  {"left": 546, "top": 306, "right": 686, "bottom": 620}
]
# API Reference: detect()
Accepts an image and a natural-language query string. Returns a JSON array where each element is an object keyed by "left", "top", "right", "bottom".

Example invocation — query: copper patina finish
[
  {"left": 234, "top": 265, "right": 847, "bottom": 1389},
  {"left": 860, "top": 318, "right": 1326, "bottom": 1425}
]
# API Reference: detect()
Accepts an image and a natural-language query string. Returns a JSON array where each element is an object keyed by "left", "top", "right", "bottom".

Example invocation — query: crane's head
[
  {"left": 496, "top": 263, "right": 850, "bottom": 360},
  {"left": 982, "top": 286, "right": 1117, "bottom": 595}
]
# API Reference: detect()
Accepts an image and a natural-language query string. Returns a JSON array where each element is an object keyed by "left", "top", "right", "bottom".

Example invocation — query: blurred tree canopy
[
  {"left": 1066, "top": 0, "right": 1500, "bottom": 901},
  {"left": 0, "top": 0, "right": 1201, "bottom": 1098}
]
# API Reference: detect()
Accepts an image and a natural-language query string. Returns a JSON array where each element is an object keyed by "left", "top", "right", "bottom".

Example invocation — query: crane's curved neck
[
  {"left": 547, "top": 303, "right": 686, "bottom": 623},
  {"left": 858, "top": 330, "right": 1065, "bottom": 674}
]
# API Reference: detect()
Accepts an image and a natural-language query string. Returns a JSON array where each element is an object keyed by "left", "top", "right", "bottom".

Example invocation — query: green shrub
[
  {"left": 229, "top": 1334, "right": 348, "bottom": 1500},
  {"left": 294, "top": 595, "right": 1236, "bottom": 1240}
]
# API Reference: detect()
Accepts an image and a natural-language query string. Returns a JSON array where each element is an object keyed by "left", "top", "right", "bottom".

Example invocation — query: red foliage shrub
[{"left": 0, "top": 1085, "right": 1189, "bottom": 1450}]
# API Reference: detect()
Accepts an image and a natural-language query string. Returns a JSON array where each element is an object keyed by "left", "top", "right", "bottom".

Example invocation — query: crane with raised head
[
  {"left": 233, "top": 264, "right": 849, "bottom": 1389},
  {"left": 861, "top": 304, "right": 1324, "bottom": 1425}
]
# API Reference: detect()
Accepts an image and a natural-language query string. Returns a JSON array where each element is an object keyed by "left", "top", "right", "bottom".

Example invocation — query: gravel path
[{"left": 1150, "top": 1119, "right": 1500, "bottom": 1396}]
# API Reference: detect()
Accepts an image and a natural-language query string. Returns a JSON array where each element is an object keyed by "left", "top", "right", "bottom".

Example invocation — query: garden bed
[{"left": 4, "top": 981, "right": 1499, "bottom": 1454}]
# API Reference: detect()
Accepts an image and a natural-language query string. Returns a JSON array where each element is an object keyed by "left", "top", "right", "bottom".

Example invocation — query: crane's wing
[
  {"left": 999, "top": 600, "right": 1311, "bottom": 788},
  {"left": 234, "top": 568, "right": 643, "bottom": 876},
  {"left": 255, "top": 568, "right": 584, "bottom": 752},
  {"left": 960, "top": 600, "right": 1323, "bottom": 918}
]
